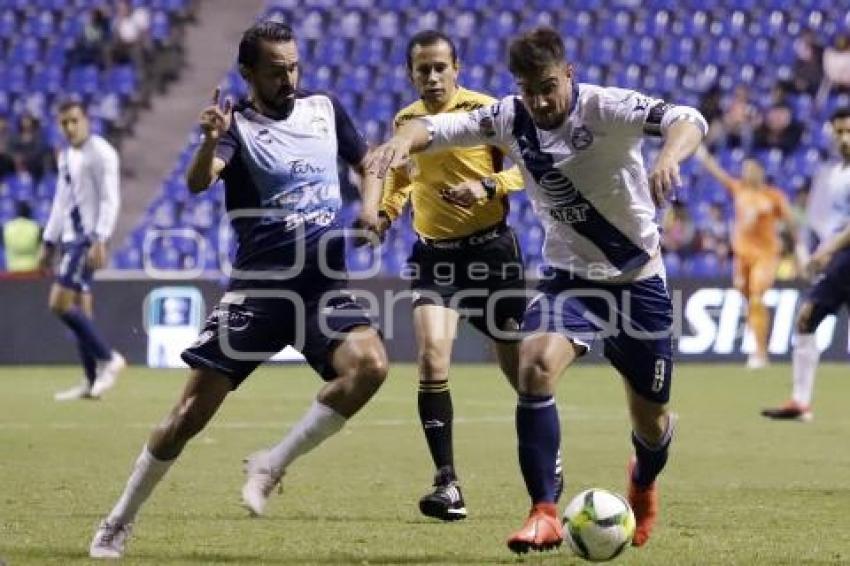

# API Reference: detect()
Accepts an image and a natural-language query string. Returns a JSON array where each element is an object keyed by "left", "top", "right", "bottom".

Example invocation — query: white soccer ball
[{"left": 562, "top": 488, "right": 636, "bottom": 562}]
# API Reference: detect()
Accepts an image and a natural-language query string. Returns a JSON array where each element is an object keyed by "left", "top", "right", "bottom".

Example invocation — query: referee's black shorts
[{"left": 406, "top": 223, "right": 527, "bottom": 343}]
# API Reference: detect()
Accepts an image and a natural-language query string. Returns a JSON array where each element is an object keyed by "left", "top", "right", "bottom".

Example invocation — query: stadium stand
[
  {"left": 2, "top": 1, "right": 849, "bottom": 278},
  {"left": 0, "top": 0, "right": 196, "bottom": 266}
]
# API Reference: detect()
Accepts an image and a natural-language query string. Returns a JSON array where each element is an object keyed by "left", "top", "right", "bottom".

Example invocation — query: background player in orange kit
[{"left": 695, "top": 146, "right": 799, "bottom": 368}]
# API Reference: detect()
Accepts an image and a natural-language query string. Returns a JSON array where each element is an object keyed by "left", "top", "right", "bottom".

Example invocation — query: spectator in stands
[
  {"left": 111, "top": 0, "right": 150, "bottom": 71},
  {"left": 706, "top": 85, "right": 758, "bottom": 150},
  {"left": 0, "top": 116, "right": 15, "bottom": 178},
  {"left": 698, "top": 203, "right": 731, "bottom": 262},
  {"left": 823, "top": 33, "right": 850, "bottom": 94},
  {"left": 11, "top": 113, "right": 51, "bottom": 180},
  {"left": 785, "top": 29, "right": 824, "bottom": 96},
  {"left": 69, "top": 7, "right": 112, "bottom": 69},
  {"left": 754, "top": 103, "right": 804, "bottom": 155},
  {"left": 2, "top": 200, "right": 41, "bottom": 272},
  {"left": 790, "top": 185, "right": 809, "bottom": 228},
  {"left": 661, "top": 201, "right": 697, "bottom": 254},
  {"left": 698, "top": 84, "right": 723, "bottom": 127}
]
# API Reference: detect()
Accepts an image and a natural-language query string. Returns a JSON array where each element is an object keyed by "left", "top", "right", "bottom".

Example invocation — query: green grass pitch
[{"left": 1, "top": 363, "right": 848, "bottom": 565}]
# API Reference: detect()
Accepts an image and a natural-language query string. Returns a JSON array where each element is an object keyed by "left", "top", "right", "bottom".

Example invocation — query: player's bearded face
[
  {"left": 251, "top": 40, "right": 300, "bottom": 117},
  {"left": 409, "top": 41, "right": 459, "bottom": 108},
  {"left": 516, "top": 63, "right": 573, "bottom": 130}
]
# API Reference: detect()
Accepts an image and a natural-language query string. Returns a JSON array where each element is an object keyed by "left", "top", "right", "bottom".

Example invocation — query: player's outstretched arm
[
  {"left": 350, "top": 159, "right": 386, "bottom": 247},
  {"left": 187, "top": 88, "right": 231, "bottom": 193},
  {"left": 365, "top": 119, "right": 432, "bottom": 179},
  {"left": 649, "top": 120, "right": 704, "bottom": 206},
  {"left": 693, "top": 144, "right": 735, "bottom": 189}
]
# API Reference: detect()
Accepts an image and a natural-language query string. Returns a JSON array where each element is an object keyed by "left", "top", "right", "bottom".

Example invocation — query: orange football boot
[
  {"left": 627, "top": 456, "right": 658, "bottom": 547},
  {"left": 506, "top": 502, "right": 563, "bottom": 554}
]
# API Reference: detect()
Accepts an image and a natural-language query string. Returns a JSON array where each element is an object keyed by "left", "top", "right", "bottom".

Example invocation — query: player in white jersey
[
  {"left": 38, "top": 99, "right": 125, "bottom": 401},
  {"left": 367, "top": 27, "right": 706, "bottom": 553},
  {"left": 762, "top": 107, "right": 850, "bottom": 422}
]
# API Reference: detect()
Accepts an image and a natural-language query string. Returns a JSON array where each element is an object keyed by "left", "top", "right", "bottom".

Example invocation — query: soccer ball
[{"left": 562, "top": 488, "right": 636, "bottom": 562}]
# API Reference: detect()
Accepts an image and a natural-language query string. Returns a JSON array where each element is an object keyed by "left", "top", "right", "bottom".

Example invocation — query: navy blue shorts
[
  {"left": 522, "top": 269, "right": 674, "bottom": 404},
  {"left": 56, "top": 240, "right": 94, "bottom": 293},
  {"left": 804, "top": 248, "right": 850, "bottom": 328},
  {"left": 181, "top": 276, "right": 375, "bottom": 389}
]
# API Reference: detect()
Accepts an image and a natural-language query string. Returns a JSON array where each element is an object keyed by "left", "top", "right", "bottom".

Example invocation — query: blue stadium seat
[
  {"left": 7, "top": 173, "right": 35, "bottom": 201},
  {"left": 0, "top": 11, "right": 17, "bottom": 39},
  {"left": 150, "top": 10, "right": 172, "bottom": 43},
  {"left": 447, "top": 10, "right": 477, "bottom": 39},
  {"left": 66, "top": 65, "right": 101, "bottom": 97}
]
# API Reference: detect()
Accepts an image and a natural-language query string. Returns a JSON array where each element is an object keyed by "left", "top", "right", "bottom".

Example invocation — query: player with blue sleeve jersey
[
  {"left": 368, "top": 27, "right": 706, "bottom": 554},
  {"left": 89, "top": 21, "right": 388, "bottom": 559}
]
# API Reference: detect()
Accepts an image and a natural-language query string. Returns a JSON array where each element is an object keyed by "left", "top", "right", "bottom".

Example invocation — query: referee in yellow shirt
[{"left": 379, "top": 31, "right": 555, "bottom": 522}]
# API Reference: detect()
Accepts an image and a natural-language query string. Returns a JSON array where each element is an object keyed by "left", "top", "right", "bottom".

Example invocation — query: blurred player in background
[
  {"left": 368, "top": 26, "right": 706, "bottom": 553},
  {"left": 39, "top": 99, "right": 125, "bottom": 401},
  {"left": 694, "top": 147, "right": 798, "bottom": 369},
  {"left": 762, "top": 107, "right": 850, "bottom": 422},
  {"left": 89, "top": 21, "right": 388, "bottom": 559},
  {"left": 379, "top": 30, "right": 556, "bottom": 522}
]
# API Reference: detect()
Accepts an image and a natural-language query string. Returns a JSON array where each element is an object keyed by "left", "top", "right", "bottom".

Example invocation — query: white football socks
[
  {"left": 791, "top": 333, "right": 819, "bottom": 407},
  {"left": 107, "top": 446, "right": 174, "bottom": 525},
  {"left": 267, "top": 400, "right": 346, "bottom": 477}
]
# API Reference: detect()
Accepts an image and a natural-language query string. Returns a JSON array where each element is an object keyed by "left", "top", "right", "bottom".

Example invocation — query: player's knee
[
  {"left": 418, "top": 345, "right": 450, "bottom": 381},
  {"left": 795, "top": 304, "right": 815, "bottom": 334},
  {"left": 518, "top": 355, "right": 558, "bottom": 395},
  {"left": 353, "top": 348, "right": 388, "bottom": 392},
  {"left": 48, "top": 297, "right": 71, "bottom": 316}
]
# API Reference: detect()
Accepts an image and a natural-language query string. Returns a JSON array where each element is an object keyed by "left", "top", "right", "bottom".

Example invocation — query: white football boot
[
  {"left": 241, "top": 449, "right": 283, "bottom": 516},
  {"left": 89, "top": 519, "right": 132, "bottom": 559},
  {"left": 54, "top": 381, "right": 98, "bottom": 401},
  {"left": 746, "top": 353, "right": 768, "bottom": 370},
  {"left": 91, "top": 352, "right": 126, "bottom": 397}
]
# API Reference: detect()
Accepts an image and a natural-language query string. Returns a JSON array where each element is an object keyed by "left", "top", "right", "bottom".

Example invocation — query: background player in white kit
[
  {"left": 762, "top": 107, "right": 850, "bottom": 422},
  {"left": 39, "top": 99, "right": 125, "bottom": 401},
  {"left": 368, "top": 26, "right": 705, "bottom": 554}
]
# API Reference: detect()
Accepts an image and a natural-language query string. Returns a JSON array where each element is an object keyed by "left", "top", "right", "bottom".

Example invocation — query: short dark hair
[
  {"left": 57, "top": 96, "right": 86, "bottom": 115},
  {"left": 238, "top": 20, "right": 295, "bottom": 68},
  {"left": 406, "top": 30, "right": 457, "bottom": 70},
  {"left": 15, "top": 200, "right": 32, "bottom": 219},
  {"left": 831, "top": 107, "right": 850, "bottom": 123},
  {"left": 508, "top": 26, "right": 566, "bottom": 77}
]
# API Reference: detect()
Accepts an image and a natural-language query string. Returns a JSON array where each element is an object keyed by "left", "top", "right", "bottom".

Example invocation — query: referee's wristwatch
[{"left": 481, "top": 177, "right": 497, "bottom": 200}]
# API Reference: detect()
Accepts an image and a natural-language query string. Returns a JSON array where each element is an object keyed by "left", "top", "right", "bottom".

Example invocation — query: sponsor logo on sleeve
[{"left": 570, "top": 125, "right": 593, "bottom": 150}]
